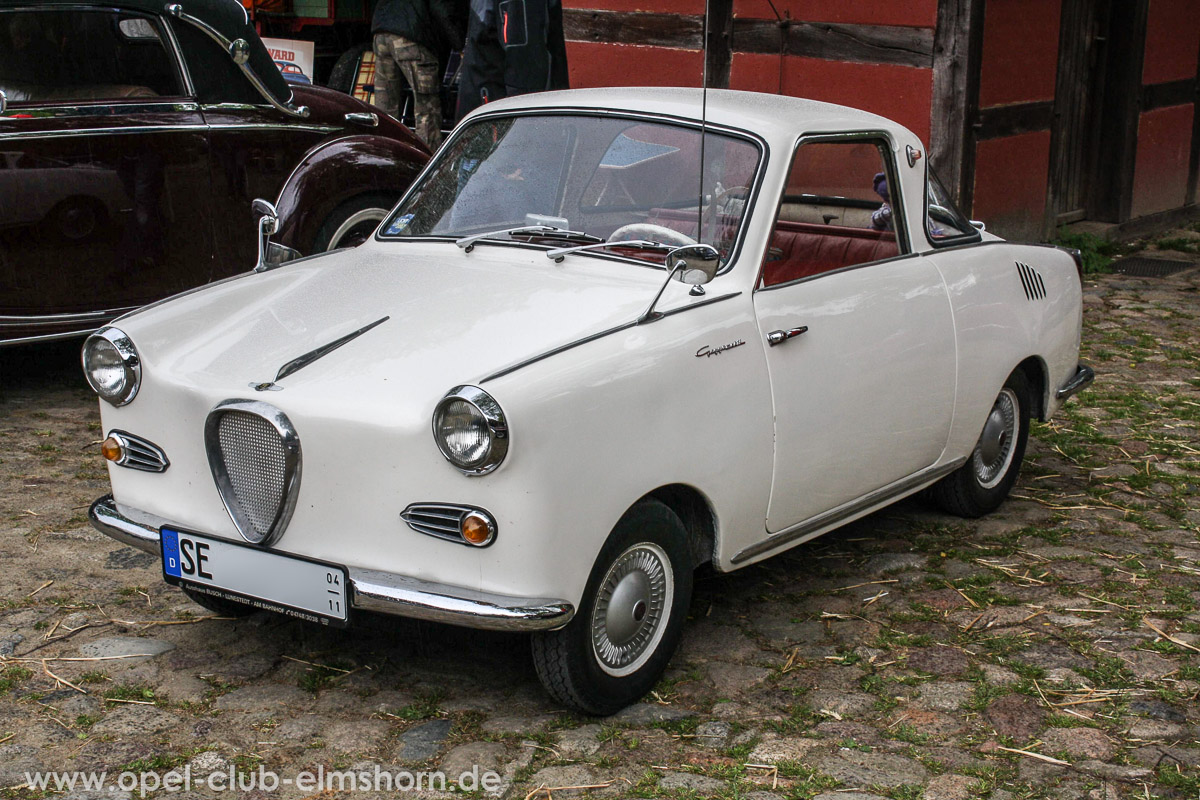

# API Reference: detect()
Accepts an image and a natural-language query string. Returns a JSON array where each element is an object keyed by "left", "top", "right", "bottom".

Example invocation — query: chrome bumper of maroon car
[{"left": 88, "top": 494, "right": 574, "bottom": 632}]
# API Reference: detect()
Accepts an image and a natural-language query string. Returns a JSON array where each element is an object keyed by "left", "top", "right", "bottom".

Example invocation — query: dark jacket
[
  {"left": 372, "top": 0, "right": 467, "bottom": 62},
  {"left": 456, "top": 0, "right": 568, "bottom": 121}
]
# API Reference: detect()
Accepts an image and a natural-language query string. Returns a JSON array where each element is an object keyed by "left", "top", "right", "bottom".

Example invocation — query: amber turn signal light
[
  {"left": 460, "top": 511, "right": 495, "bottom": 546},
  {"left": 100, "top": 436, "right": 124, "bottom": 462}
]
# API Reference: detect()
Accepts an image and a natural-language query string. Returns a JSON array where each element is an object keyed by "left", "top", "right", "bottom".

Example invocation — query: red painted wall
[
  {"left": 732, "top": 0, "right": 936, "bottom": 27},
  {"left": 730, "top": 53, "right": 932, "bottom": 143},
  {"left": 1131, "top": 105, "right": 1195, "bottom": 218},
  {"left": 972, "top": 132, "right": 1051, "bottom": 241},
  {"left": 566, "top": 41, "right": 704, "bottom": 87},
  {"left": 978, "top": 0, "right": 1061, "bottom": 108},
  {"left": 562, "top": 0, "right": 702, "bottom": 12},
  {"left": 1143, "top": 0, "right": 1200, "bottom": 85}
]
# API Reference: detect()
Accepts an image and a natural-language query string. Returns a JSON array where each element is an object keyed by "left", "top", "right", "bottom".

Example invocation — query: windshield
[{"left": 380, "top": 113, "right": 762, "bottom": 266}]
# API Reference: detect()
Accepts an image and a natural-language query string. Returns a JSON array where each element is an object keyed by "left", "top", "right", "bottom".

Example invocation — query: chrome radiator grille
[{"left": 205, "top": 401, "right": 302, "bottom": 546}]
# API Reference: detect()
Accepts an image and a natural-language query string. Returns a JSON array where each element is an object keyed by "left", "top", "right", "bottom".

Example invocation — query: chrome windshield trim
[
  {"left": 165, "top": 3, "right": 308, "bottom": 118},
  {"left": 1056, "top": 363, "right": 1095, "bottom": 400},
  {"left": 731, "top": 457, "right": 968, "bottom": 565},
  {"left": 88, "top": 495, "right": 573, "bottom": 631}
]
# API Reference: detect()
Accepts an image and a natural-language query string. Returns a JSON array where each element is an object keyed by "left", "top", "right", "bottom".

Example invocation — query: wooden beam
[
  {"left": 1091, "top": 0, "right": 1149, "bottom": 223},
  {"left": 562, "top": 9, "right": 704, "bottom": 50},
  {"left": 1140, "top": 78, "right": 1197, "bottom": 112},
  {"left": 705, "top": 0, "right": 734, "bottom": 89},
  {"left": 731, "top": 19, "right": 934, "bottom": 68},
  {"left": 975, "top": 101, "right": 1054, "bottom": 140},
  {"left": 930, "top": 0, "right": 984, "bottom": 209},
  {"left": 1189, "top": 33, "right": 1200, "bottom": 205}
]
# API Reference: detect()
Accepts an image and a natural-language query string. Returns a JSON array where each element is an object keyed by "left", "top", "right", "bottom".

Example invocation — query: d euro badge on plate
[{"left": 161, "top": 527, "right": 348, "bottom": 626}]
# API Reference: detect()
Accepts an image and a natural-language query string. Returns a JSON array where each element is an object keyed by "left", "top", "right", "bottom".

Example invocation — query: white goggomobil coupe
[{"left": 85, "top": 88, "right": 1092, "bottom": 714}]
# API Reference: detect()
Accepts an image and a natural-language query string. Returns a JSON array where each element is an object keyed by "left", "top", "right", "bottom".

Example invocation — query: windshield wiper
[
  {"left": 455, "top": 225, "right": 602, "bottom": 252},
  {"left": 546, "top": 239, "right": 676, "bottom": 263}
]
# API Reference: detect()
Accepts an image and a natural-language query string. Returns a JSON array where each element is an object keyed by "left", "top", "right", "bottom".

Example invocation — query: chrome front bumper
[
  {"left": 89, "top": 495, "right": 574, "bottom": 632},
  {"left": 1056, "top": 363, "right": 1095, "bottom": 400}
]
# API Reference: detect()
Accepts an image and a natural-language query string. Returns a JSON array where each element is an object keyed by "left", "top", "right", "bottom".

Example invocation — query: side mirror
[
  {"left": 253, "top": 198, "right": 280, "bottom": 272},
  {"left": 667, "top": 244, "right": 721, "bottom": 286}
]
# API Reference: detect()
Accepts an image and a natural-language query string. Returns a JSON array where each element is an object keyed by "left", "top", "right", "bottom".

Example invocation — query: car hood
[{"left": 120, "top": 242, "right": 669, "bottom": 406}]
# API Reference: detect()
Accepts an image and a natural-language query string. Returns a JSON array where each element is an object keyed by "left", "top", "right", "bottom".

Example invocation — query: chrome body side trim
[
  {"left": 0, "top": 328, "right": 97, "bottom": 346},
  {"left": 731, "top": 457, "right": 967, "bottom": 565},
  {"left": 1056, "top": 363, "right": 1095, "bottom": 400},
  {"left": 87, "top": 495, "right": 573, "bottom": 631},
  {"left": 165, "top": 3, "right": 308, "bottom": 118},
  {"left": 107, "top": 430, "right": 170, "bottom": 472},
  {"left": 204, "top": 399, "right": 302, "bottom": 546},
  {"left": 0, "top": 125, "right": 207, "bottom": 142},
  {"left": 0, "top": 101, "right": 200, "bottom": 118},
  {"left": 0, "top": 308, "right": 138, "bottom": 325},
  {"left": 479, "top": 291, "right": 742, "bottom": 384}
]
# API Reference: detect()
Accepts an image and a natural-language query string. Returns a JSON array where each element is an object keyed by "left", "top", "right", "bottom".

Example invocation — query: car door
[
  {"left": 751, "top": 136, "right": 956, "bottom": 533},
  {"left": 0, "top": 6, "right": 213, "bottom": 328}
]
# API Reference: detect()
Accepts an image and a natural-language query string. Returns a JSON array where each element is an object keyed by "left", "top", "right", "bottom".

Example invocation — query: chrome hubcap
[
  {"left": 973, "top": 388, "right": 1018, "bottom": 489},
  {"left": 591, "top": 543, "right": 673, "bottom": 677}
]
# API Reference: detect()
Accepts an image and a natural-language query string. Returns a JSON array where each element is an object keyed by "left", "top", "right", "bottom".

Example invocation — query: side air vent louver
[
  {"left": 108, "top": 430, "right": 169, "bottom": 472},
  {"left": 204, "top": 400, "right": 302, "bottom": 546},
  {"left": 1016, "top": 261, "right": 1046, "bottom": 301},
  {"left": 401, "top": 502, "right": 497, "bottom": 547}
]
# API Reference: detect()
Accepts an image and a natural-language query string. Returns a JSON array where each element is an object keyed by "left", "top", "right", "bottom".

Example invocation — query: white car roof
[{"left": 465, "top": 87, "right": 912, "bottom": 142}]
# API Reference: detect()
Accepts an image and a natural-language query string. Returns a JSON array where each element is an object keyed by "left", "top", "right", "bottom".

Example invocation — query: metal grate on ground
[{"left": 1112, "top": 256, "right": 1197, "bottom": 277}]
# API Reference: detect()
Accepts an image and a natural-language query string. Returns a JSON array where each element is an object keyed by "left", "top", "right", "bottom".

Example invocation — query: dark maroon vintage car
[{"left": 0, "top": 0, "right": 429, "bottom": 345}]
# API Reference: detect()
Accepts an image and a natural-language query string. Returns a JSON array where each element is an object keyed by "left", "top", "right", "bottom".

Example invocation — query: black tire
[
  {"left": 327, "top": 44, "right": 372, "bottom": 95},
  {"left": 930, "top": 369, "right": 1031, "bottom": 517},
  {"left": 312, "top": 193, "right": 397, "bottom": 252},
  {"left": 182, "top": 586, "right": 256, "bottom": 618},
  {"left": 531, "top": 499, "right": 693, "bottom": 716}
]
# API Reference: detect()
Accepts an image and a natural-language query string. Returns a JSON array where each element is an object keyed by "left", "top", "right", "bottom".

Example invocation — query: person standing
[
  {"left": 372, "top": 0, "right": 467, "bottom": 149},
  {"left": 455, "top": 0, "right": 568, "bottom": 122}
]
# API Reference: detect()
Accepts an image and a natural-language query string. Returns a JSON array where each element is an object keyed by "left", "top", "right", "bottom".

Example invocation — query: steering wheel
[{"left": 608, "top": 223, "right": 696, "bottom": 247}]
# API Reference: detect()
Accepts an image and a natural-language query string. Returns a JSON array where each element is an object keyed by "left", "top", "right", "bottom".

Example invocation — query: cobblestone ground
[{"left": 1, "top": 259, "right": 1198, "bottom": 800}]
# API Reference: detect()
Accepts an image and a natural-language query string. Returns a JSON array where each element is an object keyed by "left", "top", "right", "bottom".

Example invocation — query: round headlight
[
  {"left": 82, "top": 328, "right": 140, "bottom": 406},
  {"left": 433, "top": 385, "right": 508, "bottom": 475}
]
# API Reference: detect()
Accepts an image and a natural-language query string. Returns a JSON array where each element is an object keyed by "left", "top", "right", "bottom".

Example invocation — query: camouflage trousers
[{"left": 373, "top": 32, "right": 442, "bottom": 149}]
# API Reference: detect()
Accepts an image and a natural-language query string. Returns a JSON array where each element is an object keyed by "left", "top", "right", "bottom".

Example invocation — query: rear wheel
[
  {"left": 313, "top": 193, "right": 396, "bottom": 252},
  {"left": 531, "top": 499, "right": 693, "bottom": 715},
  {"left": 930, "top": 370, "right": 1031, "bottom": 517},
  {"left": 182, "top": 586, "right": 256, "bottom": 618}
]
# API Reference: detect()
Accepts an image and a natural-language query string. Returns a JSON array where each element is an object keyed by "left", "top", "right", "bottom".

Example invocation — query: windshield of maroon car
[{"left": 380, "top": 114, "right": 762, "bottom": 264}]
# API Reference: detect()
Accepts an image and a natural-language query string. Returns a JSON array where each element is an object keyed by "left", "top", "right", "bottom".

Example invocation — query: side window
[
  {"left": 761, "top": 139, "right": 903, "bottom": 288},
  {"left": 0, "top": 10, "right": 183, "bottom": 106}
]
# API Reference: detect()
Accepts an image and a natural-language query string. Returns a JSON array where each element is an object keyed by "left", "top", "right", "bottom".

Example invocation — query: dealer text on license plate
[{"left": 161, "top": 528, "right": 348, "bottom": 625}]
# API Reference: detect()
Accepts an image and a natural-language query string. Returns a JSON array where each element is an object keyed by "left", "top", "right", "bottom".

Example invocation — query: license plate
[{"left": 161, "top": 527, "right": 348, "bottom": 626}]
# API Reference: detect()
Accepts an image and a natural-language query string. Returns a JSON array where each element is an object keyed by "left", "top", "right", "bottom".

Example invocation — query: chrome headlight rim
[
  {"left": 433, "top": 384, "right": 509, "bottom": 476},
  {"left": 82, "top": 327, "right": 141, "bottom": 407}
]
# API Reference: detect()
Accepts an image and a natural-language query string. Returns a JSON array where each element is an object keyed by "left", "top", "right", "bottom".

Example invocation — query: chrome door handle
[{"left": 767, "top": 326, "right": 808, "bottom": 346}]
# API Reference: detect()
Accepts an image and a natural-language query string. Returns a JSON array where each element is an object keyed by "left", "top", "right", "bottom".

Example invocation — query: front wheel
[
  {"left": 531, "top": 499, "right": 693, "bottom": 715},
  {"left": 930, "top": 370, "right": 1031, "bottom": 517}
]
